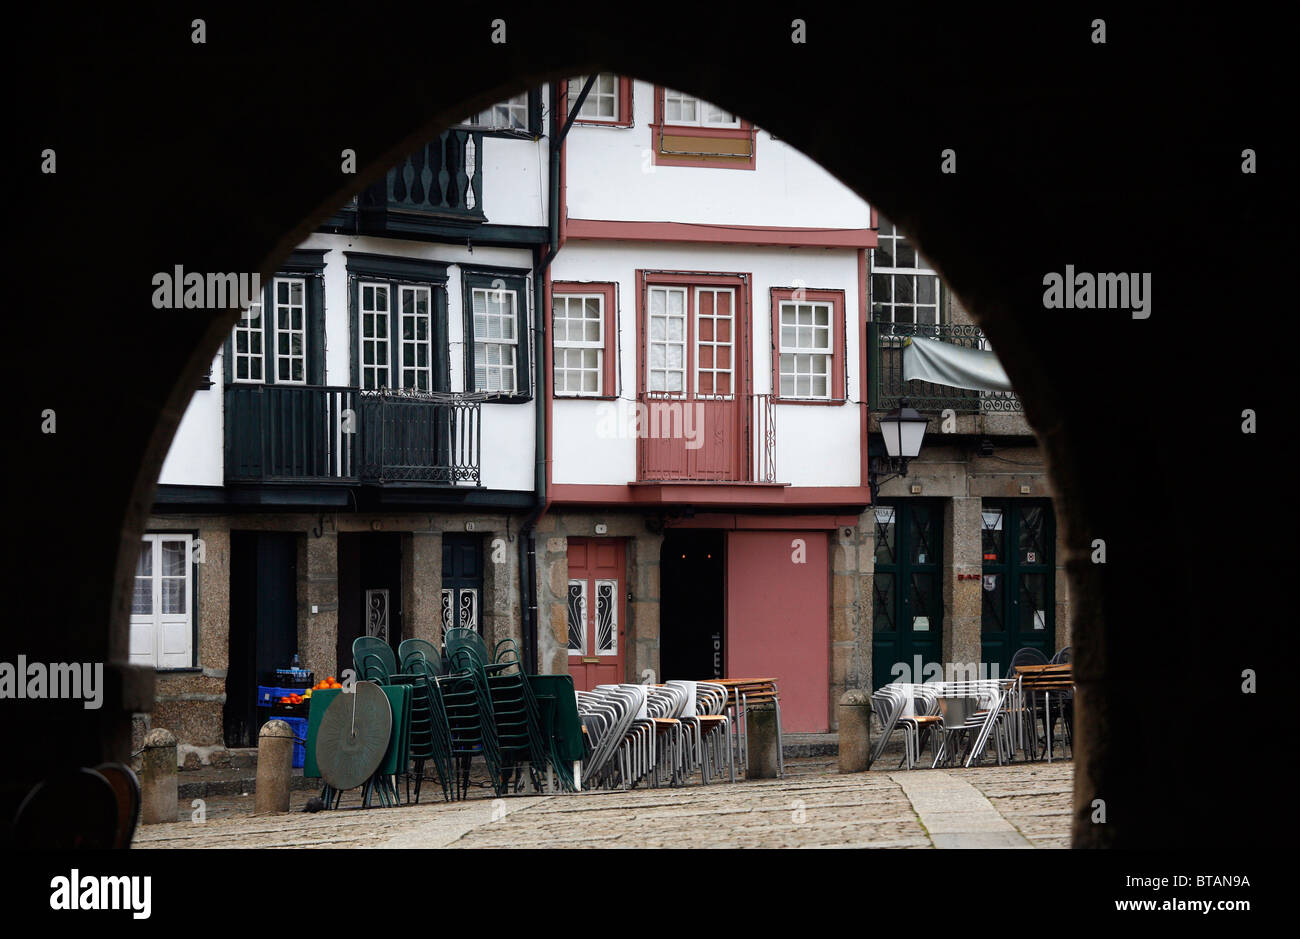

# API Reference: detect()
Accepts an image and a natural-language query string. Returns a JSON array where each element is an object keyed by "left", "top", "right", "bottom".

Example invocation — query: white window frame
[
  {"left": 398, "top": 284, "right": 434, "bottom": 392},
  {"left": 871, "top": 218, "right": 941, "bottom": 327},
  {"left": 130, "top": 533, "right": 194, "bottom": 669},
  {"left": 553, "top": 293, "right": 605, "bottom": 397},
  {"left": 694, "top": 287, "right": 736, "bottom": 398},
  {"left": 359, "top": 281, "right": 392, "bottom": 390},
  {"left": 232, "top": 300, "right": 265, "bottom": 383},
  {"left": 471, "top": 286, "right": 518, "bottom": 394},
  {"left": 646, "top": 286, "right": 688, "bottom": 396},
  {"left": 568, "top": 73, "right": 619, "bottom": 122},
  {"left": 778, "top": 300, "right": 834, "bottom": 400},
  {"left": 465, "top": 93, "right": 530, "bottom": 132},
  {"left": 272, "top": 276, "right": 307, "bottom": 384},
  {"left": 662, "top": 88, "right": 739, "bottom": 128}
]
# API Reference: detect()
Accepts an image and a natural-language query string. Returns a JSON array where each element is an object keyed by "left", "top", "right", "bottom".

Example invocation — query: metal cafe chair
[{"left": 868, "top": 685, "right": 907, "bottom": 769}]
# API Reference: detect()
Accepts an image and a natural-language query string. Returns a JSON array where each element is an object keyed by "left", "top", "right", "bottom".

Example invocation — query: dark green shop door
[
  {"left": 872, "top": 501, "right": 943, "bottom": 689},
  {"left": 442, "top": 533, "right": 483, "bottom": 641},
  {"left": 980, "top": 500, "right": 1056, "bottom": 674}
]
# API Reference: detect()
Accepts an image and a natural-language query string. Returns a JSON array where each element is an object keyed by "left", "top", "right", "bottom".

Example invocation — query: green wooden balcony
[{"left": 355, "top": 129, "right": 486, "bottom": 237}]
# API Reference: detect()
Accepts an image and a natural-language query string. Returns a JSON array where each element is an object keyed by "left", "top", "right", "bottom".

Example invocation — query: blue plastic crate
[
  {"left": 256, "top": 686, "right": 299, "bottom": 707},
  {"left": 265, "top": 715, "right": 308, "bottom": 769}
]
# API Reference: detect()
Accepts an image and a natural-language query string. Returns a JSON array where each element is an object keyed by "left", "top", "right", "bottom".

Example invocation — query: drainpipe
[
  {"left": 519, "top": 79, "right": 587, "bottom": 674},
  {"left": 518, "top": 77, "right": 594, "bottom": 673}
]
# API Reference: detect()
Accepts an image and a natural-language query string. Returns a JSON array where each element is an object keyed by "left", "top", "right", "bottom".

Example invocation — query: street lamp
[{"left": 869, "top": 399, "right": 928, "bottom": 502}]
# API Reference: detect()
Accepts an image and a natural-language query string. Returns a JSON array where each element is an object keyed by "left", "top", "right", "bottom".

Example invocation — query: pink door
[
  {"left": 725, "top": 530, "right": 830, "bottom": 732},
  {"left": 566, "top": 539, "right": 626, "bottom": 691},
  {"left": 640, "top": 284, "right": 745, "bottom": 481}
]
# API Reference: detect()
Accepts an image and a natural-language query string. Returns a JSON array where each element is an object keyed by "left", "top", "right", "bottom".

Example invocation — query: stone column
[
  {"left": 629, "top": 531, "right": 662, "bottom": 684},
  {"left": 1054, "top": 521, "right": 1071, "bottom": 655},
  {"left": 302, "top": 530, "right": 339, "bottom": 679},
  {"left": 943, "top": 496, "right": 983, "bottom": 675},
  {"left": 404, "top": 530, "right": 442, "bottom": 646},
  {"left": 536, "top": 532, "right": 570, "bottom": 675},
  {"left": 830, "top": 520, "right": 871, "bottom": 728},
  {"left": 837, "top": 689, "right": 872, "bottom": 772},
  {"left": 483, "top": 529, "right": 522, "bottom": 651}
]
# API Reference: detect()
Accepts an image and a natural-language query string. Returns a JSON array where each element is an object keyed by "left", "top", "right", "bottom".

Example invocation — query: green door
[
  {"left": 980, "top": 500, "right": 1055, "bottom": 674},
  {"left": 872, "top": 500, "right": 943, "bottom": 688}
]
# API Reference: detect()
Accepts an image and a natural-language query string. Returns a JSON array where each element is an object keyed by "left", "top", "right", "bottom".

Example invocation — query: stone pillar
[
  {"left": 405, "top": 530, "right": 442, "bottom": 646},
  {"left": 830, "top": 520, "right": 871, "bottom": 728},
  {"left": 746, "top": 704, "right": 781, "bottom": 778},
  {"left": 1054, "top": 521, "right": 1071, "bottom": 655},
  {"left": 629, "top": 531, "right": 663, "bottom": 684},
  {"left": 302, "top": 530, "right": 339, "bottom": 679},
  {"left": 837, "top": 689, "right": 872, "bottom": 772},
  {"left": 140, "top": 728, "right": 177, "bottom": 824},
  {"left": 536, "top": 532, "right": 569, "bottom": 675},
  {"left": 254, "top": 719, "right": 293, "bottom": 814},
  {"left": 483, "top": 528, "right": 521, "bottom": 651},
  {"left": 943, "top": 496, "right": 983, "bottom": 675}
]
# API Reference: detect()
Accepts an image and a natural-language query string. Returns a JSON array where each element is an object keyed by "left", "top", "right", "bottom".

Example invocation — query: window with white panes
[
  {"left": 871, "top": 216, "right": 941, "bottom": 326},
  {"left": 663, "top": 89, "right": 738, "bottom": 127},
  {"left": 568, "top": 73, "right": 619, "bottom": 121},
  {"left": 466, "top": 93, "right": 529, "bottom": 131},
  {"left": 232, "top": 300, "right": 264, "bottom": 382},
  {"left": 554, "top": 294, "right": 604, "bottom": 396},
  {"left": 359, "top": 282, "right": 391, "bottom": 389},
  {"left": 472, "top": 287, "right": 518, "bottom": 393},
  {"left": 778, "top": 301, "right": 833, "bottom": 399},
  {"left": 130, "top": 534, "right": 194, "bottom": 669},
  {"left": 398, "top": 285, "right": 434, "bottom": 391},
  {"left": 273, "top": 277, "right": 307, "bottom": 383},
  {"left": 647, "top": 286, "right": 688, "bottom": 394}
]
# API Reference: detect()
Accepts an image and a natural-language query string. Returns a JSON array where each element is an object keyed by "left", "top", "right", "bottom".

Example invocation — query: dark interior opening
[
  {"left": 659, "top": 530, "right": 725, "bottom": 682},
  {"left": 223, "top": 531, "right": 299, "bottom": 748},
  {"left": 337, "top": 532, "right": 404, "bottom": 675}
]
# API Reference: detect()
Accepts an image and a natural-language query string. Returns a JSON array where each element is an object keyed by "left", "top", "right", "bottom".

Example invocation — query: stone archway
[{"left": 9, "top": 8, "right": 1280, "bottom": 849}]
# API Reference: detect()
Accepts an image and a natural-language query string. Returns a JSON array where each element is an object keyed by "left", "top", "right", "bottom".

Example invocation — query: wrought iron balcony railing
[
  {"left": 224, "top": 384, "right": 481, "bottom": 486},
  {"left": 867, "top": 320, "right": 1021, "bottom": 414},
  {"left": 355, "top": 129, "right": 486, "bottom": 236}
]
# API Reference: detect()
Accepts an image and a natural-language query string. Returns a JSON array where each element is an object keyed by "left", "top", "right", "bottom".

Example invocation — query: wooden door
[
  {"left": 980, "top": 501, "right": 1055, "bottom": 673},
  {"left": 871, "top": 501, "right": 944, "bottom": 688},
  {"left": 566, "top": 538, "right": 626, "bottom": 690}
]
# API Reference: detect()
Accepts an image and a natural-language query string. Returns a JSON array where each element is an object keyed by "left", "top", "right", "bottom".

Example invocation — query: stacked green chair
[
  {"left": 432, "top": 630, "right": 506, "bottom": 799},
  {"left": 396, "top": 639, "right": 454, "bottom": 803},
  {"left": 352, "top": 636, "right": 396, "bottom": 683},
  {"left": 445, "top": 627, "right": 551, "bottom": 793}
]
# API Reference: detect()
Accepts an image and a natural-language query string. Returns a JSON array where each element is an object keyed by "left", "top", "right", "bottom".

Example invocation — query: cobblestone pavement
[{"left": 133, "top": 758, "right": 1073, "bottom": 849}]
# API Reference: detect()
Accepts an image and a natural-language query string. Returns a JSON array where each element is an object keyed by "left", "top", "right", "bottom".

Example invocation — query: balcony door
[{"left": 639, "top": 277, "right": 748, "bottom": 481}]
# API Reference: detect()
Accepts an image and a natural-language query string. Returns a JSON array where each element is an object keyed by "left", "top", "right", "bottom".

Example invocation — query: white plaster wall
[
  {"left": 565, "top": 80, "right": 871, "bottom": 229},
  {"left": 157, "top": 350, "right": 224, "bottom": 487},
  {"left": 550, "top": 241, "right": 862, "bottom": 487}
]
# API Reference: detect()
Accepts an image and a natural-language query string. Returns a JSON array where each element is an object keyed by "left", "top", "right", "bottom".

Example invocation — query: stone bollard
[
  {"left": 745, "top": 703, "right": 781, "bottom": 779},
  {"left": 255, "top": 720, "right": 295, "bottom": 814},
  {"left": 140, "top": 728, "right": 178, "bottom": 824},
  {"left": 838, "top": 689, "right": 872, "bottom": 773}
]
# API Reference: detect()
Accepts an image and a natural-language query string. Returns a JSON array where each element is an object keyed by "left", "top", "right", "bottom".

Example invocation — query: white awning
[{"left": 902, "top": 336, "right": 1013, "bottom": 393}]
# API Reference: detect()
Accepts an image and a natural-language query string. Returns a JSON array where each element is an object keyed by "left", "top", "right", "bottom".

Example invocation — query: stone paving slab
[{"left": 132, "top": 759, "right": 1073, "bottom": 849}]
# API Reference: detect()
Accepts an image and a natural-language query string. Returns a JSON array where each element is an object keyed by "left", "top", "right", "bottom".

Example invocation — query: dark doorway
[
  {"left": 659, "top": 530, "right": 724, "bottom": 682},
  {"left": 442, "top": 533, "right": 484, "bottom": 639},
  {"left": 980, "top": 500, "right": 1056, "bottom": 673},
  {"left": 224, "top": 531, "right": 299, "bottom": 748},
  {"left": 338, "top": 532, "right": 403, "bottom": 673},
  {"left": 871, "top": 501, "right": 944, "bottom": 689}
]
